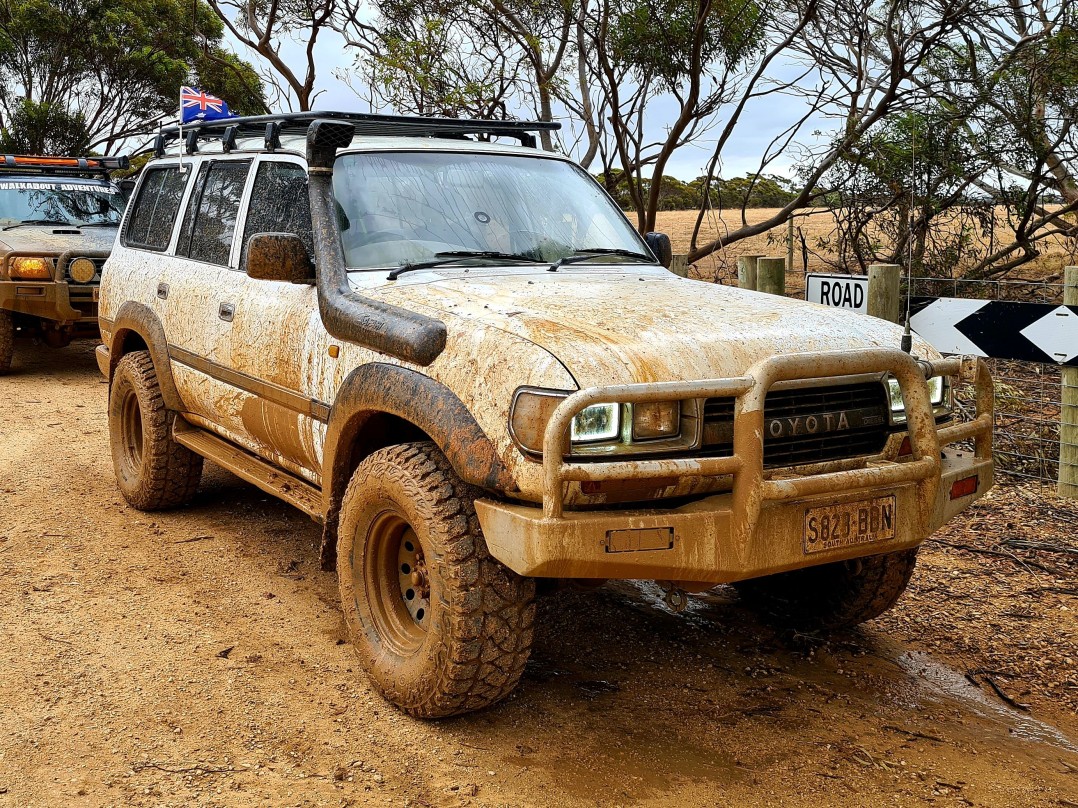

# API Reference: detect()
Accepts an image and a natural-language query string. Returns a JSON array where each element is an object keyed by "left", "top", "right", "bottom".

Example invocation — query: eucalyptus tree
[{"left": 0, "top": 0, "right": 265, "bottom": 153}]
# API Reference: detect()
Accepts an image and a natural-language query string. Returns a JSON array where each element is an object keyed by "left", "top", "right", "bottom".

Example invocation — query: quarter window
[
  {"left": 123, "top": 166, "right": 188, "bottom": 250},
  {"left": 241, "top": 162, "right": 313, "bottom": 268},
  {"left": 176, "top": 160, "right": 251, "bottom": 266}
]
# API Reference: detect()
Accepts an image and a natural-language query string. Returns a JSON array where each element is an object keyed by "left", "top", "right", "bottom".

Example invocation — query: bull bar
[{"left": 542, "top": 349, "right": 991, "bottom": 530}]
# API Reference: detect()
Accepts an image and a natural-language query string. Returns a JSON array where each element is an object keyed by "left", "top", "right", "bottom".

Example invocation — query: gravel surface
[{"left": 1, "top": 341, "right": 1076, "bottom": 807}]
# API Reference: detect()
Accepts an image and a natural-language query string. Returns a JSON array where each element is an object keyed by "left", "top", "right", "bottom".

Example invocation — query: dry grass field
[{"left": 656, "top": 207, "right": 1078, "bottom": 290}]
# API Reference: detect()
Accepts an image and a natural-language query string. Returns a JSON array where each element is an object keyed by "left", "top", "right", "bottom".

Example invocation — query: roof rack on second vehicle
[
  {"left": 151, "top": 111, "right": 562, "bottom": 156},
  {"left": 0, "top": 155, "right": 129, "bottom": 177}
]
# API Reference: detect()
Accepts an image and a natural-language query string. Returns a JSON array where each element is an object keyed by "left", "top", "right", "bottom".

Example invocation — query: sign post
[
  {"left": 1061, "top": 266, "right": 1078, "bottom": 499},
  {"left": 867, "top": 264, "right": 901, "bottom": 323},
  {"left": 756, "top": 256, "right": 786, "bottom": 296}
]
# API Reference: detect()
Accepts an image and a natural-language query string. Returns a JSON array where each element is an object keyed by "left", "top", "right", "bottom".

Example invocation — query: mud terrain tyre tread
[
  {"left": 108, "top": 350, "right": 203, "bottom": 510},
  {"left": 734, "top": 548, "right": 919, "bottom": 632},
  {"left": 0, "top": 310, "right": 13, "bottom": 374},
  {"left": 338, "top": 441, "right": 536, "bottom": 718}
]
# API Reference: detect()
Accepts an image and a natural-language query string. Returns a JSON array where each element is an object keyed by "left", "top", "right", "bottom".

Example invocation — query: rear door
[
  {"left": 162, "top": 157, "right": 253, "bottom": 428},
  {"left": 201, "top": 155, "right": 325, "bottom": 482}
]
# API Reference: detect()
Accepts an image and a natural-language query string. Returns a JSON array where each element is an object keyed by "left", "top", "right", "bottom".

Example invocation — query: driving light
[
  {"left": 571, "top": 403, "right": 620, "bottom": 443},
  {"left": 633, "top": 400, "right": 680, "bottom": 439},
  {"left": 9, "top": 256, "right": 53, "bottom": 280},
  {"left": 68, "top": 257, "right": 97, "bottom": 284}
]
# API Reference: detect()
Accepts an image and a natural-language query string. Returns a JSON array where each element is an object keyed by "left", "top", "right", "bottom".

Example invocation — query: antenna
[{"left": 901, "top": 123, "right": 916, "bottom": 354}]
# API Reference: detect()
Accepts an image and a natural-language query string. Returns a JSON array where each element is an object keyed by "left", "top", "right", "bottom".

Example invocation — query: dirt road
[{"left": 2, "top": 342, "right": 1076, "bottom": 807}]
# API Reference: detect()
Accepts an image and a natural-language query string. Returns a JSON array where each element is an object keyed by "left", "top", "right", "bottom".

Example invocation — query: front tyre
[
  {"left": 0, "top": 311, "right": 13, "bottom": 374},
  {"left": 338, "top": 441, "right": 536, "bottom": 718},
  {"left": 108, "top": 351, "right": 203, "bottom": 510},
  {"left": 734, "top": 548, "right": 919, "bottom": 631}
]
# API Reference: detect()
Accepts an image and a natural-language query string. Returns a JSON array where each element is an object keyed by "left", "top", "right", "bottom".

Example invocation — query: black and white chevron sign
[{"left": 908, "top": 297, "right": 1078, "bottom": 366}]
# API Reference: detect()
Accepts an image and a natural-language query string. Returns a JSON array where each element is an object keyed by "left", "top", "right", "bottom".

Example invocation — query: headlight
[
  {"left": 570, "top": 403, "right": 620, "bottom": 442},
  {"left": 9, "top": 256, "right": 54, "bottom": 280},
  {"left": 509, "top": 389, "right": 689, "bottom": 455},
  {"left": 68, "top": 257, "right": 97, "bottom": 284},
  {"left": 887, "top": 375, "right": 951, "bottom": 425},
  {"left": 633, "top": 400, "right": 680, "bottom": 439}
]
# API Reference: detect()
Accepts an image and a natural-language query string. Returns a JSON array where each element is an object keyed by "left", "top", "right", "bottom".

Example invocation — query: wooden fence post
[
  {"left": 756, "top": 256, "right": 786, "bottom": 296},
  {"left": 737, "top": 254, "right": 763, "bottom": 290},
  {"left": 1059, "top": 266, "right": 1078, "bottom": 498},
  {"left": 670, "top": 254, "right": 690, "bottom": 278},
  {"left": 867, "top": 263, "right": 902, "bottom": 323}
]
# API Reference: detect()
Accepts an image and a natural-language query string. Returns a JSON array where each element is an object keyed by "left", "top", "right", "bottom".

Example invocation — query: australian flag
[{"left": 180, "top": 86, "right": 235, "bottom": 124}]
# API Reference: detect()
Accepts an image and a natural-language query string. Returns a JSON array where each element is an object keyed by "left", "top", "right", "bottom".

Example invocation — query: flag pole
[{"left": 177, "top": 87, "right": 186, "bottom": 174}]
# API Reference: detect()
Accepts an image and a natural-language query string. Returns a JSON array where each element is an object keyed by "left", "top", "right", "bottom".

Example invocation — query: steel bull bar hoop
[{"left": 541, "top": 349, "right": 993, "bottom": 538}]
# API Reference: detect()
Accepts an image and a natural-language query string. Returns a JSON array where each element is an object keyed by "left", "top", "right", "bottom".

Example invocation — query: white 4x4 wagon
[{"left": 98, "top": 112, "right": 994, "bottom": 717}]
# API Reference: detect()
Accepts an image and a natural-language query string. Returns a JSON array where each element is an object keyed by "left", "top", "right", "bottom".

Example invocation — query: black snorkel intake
[{"left": 305, "top": 119, "right": 447, "bottom": 367}]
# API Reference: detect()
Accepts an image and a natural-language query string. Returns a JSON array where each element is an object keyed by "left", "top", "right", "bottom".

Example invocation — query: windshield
[
  {"left": 0, "top": 179, "right": 124, "bottom": 227},
  {"left": 332, "top": 151, "right": 648, "bottom": 269}
]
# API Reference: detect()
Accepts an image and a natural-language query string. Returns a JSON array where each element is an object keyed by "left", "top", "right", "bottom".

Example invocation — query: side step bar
[{"left": 172, "top": 421, "right": 324, "bottom": 522}]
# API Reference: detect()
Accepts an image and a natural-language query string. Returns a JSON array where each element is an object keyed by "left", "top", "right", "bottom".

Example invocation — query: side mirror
[
  {"left": 245, "top": 233, "right": 315, "bottom": 284},
  {"left": 644, "top": 231, "right": 672, "bottom": 269}
]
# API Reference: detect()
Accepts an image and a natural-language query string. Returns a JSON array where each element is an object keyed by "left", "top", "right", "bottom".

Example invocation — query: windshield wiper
[
  {"left": 2, "top": 218, "right": 74, "bottom": 231},
  {"left": 548, "top": 247, "right": 654, "bottom": 272},
  {"left": 76, "top": 221, "right": 119, "bottom": 227},
  {"left": 387, "top": 250, "right": 543, "bottom": 280}
]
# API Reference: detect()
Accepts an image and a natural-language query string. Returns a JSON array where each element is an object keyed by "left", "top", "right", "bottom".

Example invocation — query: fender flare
[
  {"left": 319, "top": 362, "right": 516, "bottom": 568},
  {"left": 104, "top": 301, "right": 183, "bottom": 411}
]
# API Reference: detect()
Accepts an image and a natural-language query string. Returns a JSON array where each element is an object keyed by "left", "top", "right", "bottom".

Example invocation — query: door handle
[
  {"left": 157, "top": 282, "right": 169, "bottom": 300},
  {"left": 218, "top": 302, "right": 235, "bottom": 322}
]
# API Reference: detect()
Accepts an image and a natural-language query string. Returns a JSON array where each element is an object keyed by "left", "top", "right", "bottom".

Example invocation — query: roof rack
[
  {"left": 152, "top": 111, "right": 561, "bottom": 156},
  {"left": 0, "top": 154, "right": 129, "bottom": 177}
]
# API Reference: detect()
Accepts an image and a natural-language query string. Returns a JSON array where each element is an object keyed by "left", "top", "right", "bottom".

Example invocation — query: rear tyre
[
  {"left": 108, "top": 350, "right": 203, "bottom": 510},
  {"left": 0, "top": 311, "right": 13, "bottom": 374},
  {"left": 734, "top": 548, "right": 919, "bottom": 631},
  {"left": 338, "top": 441, "right": 536, "bottom": 718}
]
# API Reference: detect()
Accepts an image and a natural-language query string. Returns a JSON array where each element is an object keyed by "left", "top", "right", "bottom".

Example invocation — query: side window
[
  {"left": 241, "top": 161, "right": 313, "bottom": 267},
  {"left": 122, "top": 166, "right": 187, "bottom": 250},
  {"left": 176, "top": 160, "right": 251, "bottom": 266}
]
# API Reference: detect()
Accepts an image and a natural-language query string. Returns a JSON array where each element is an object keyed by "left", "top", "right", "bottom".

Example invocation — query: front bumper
[
  {"left": 476, "top": 349, "right": 994, "bottom": 582},
  {"left": 0, "top": 279, "right": 97, "bottom": 322}
]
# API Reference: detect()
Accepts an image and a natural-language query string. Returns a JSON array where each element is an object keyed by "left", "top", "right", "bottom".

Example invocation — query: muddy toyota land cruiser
[
  {"left": 0, "top": 154, "right": 128, "bottom": 373},
  {"left": 98, "top": 112, "right": 994, "bottom": 718}
]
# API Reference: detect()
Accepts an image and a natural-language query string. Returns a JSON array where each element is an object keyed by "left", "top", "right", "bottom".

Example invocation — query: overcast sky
[{"left": 220, "top": 28, "right": 825, "bottom": 181}]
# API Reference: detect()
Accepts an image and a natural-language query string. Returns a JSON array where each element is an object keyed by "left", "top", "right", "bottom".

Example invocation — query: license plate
[{"left": 803, "top": 495, "right": 896, "bottom": 554}]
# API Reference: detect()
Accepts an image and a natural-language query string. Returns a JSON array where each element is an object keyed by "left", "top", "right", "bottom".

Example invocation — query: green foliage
[
  {"left": 0, "top": 99, "right": 90, "bottom": 153},
  {"left": 608, "top": 0, "right": 764, "bottom": 91},
  {"left": 0, "top": 0, "right": 265, "bottom": 152},
  {"left": 599, "top": 169, "right": 796, "bottom": 210}
]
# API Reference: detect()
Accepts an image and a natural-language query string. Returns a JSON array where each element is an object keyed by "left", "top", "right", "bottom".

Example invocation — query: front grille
[{"left": 702, "top": 381, "right": 889, "bottom": 468}]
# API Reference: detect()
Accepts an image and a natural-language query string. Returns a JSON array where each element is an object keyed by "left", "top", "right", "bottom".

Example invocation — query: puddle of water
[
  {"left": 896, "top": 649, "right": 1078, "bottom": 755},
  {"left": 617, "top": 581, "right": 1078, "bottom": 758}
]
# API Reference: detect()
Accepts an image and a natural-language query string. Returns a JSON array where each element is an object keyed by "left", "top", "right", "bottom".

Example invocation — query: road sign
[
  {"left": 806, "top": 273, "right": 868, "bottom": 313},
  {"left": 909, "top": 296, "right": 1078, "bottom": 365}
]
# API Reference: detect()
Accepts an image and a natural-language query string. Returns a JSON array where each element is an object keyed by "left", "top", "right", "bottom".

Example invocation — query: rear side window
[
  {"left": 176, "top": 160, "right": 251, "bottom": 266},
  {"left": 241, "top": 162, "right": 313, "bottom": 267},
  {"left": 123, "top": 166, "right": 187, "bottom": 250}
]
